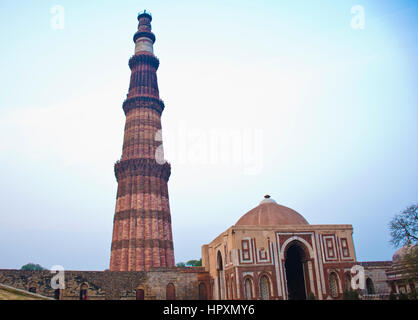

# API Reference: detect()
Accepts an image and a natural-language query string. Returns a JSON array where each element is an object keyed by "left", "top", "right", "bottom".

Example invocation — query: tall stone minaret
[{"left": 110, "top": 11, "right": 174, "bottom": 271}]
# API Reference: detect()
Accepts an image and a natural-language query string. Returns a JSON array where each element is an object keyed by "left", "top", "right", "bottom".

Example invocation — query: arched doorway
[
  {"left": 28, "top": 282, "right": 37, "bottom": 294},
  {"left": 366, "top": 278, "right": 375, "bottom": 295},
  {"left": 329, "top": 272, "right": 339, "bottom": 298},
  {"left": 409, "top": 281, "right": 415, "bottom": 295},
  {"left": 136, "top": 288, "right": 144, "bottom": 300},
  {"left": 284, "top": 242, "right": 308, "bottom": 300},
  {"left": 166, "top": 283, "right": 176, "bottom": 300},
  {"left": 79, "top": 283, "right": 88, "bottom": 300},
  {"left": 199, "top": 283, "right": 207, "bottom": 300},
  {"left": 244, "top": 278, "right": 253, "bottom": 300},
  {"left": 344, "top": 273, "right": 352, "bottom": 291},
  {"left": 259, "top": 275, "right": 270, "bottom": 300},
  {"left": 217, "top": 251, "right": 225, "bottom": 299},
  {"left": 54, "top": 289, "right": 62, "bottom": 300},
  {"left": 230, "top": 276, "right": 235, "bottom": 299}
]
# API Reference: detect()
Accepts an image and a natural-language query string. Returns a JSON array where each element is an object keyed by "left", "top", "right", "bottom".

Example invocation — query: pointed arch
[
  {"left": 80, "top": 283, "right": 88, "bottom": 300},
  {"left": 344, "top": 272, "right": 352, "bottom": 291},
  {"left": 136, "top": 287, "right": 145, "bottom": 300},
  {"left": 283, "top": 240, "right": 310, "bottom": 300},
  {"left": 198, "top": 282, "right": 207, "bottom": 300},
  {"left": 28, "top": 281, "right": 37, "bottom": 294},
  {"left": 366, "top": 278, "right": 375, "bottom": 295},
  {"left": 329, "top": 273, "right": 339, "bottom": 298},
  {"left": 166, "top": 283, "right": 176, "bottom": 300},
  {"left": 244, "top": 276, "right": 254, "bottom": 300},
  {"left": 259, "top": 274, "right": 271, "bottom": 300},
  {"left": 216, "top": 250, "right": 225, "bottom": 299}
]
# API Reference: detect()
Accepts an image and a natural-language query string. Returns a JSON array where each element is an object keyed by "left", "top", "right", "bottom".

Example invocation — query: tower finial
[{"left": 137, "top": 10, "right": 152, "bottom": 21}]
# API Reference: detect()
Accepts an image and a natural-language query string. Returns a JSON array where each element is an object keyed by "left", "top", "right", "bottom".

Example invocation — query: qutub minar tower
[{"left": 110, "top": 11, "right": 175, "bottom": 271}]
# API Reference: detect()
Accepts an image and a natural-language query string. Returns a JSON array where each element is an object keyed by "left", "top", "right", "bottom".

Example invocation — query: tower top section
[
  {"left": 137, "top": 10, "right": 152, "bottom": 21},
  {"left": 134, "top": 10, "right": 156, "bottom": 54}
]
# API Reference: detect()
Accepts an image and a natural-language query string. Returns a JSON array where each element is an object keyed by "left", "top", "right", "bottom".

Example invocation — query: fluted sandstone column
[{"left": 110, "top": 11, "right": 175, "bottom": 271}]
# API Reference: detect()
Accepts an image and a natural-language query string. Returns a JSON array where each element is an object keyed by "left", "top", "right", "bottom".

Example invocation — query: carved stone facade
[{"left": 202, "top": 196, "right": 357, "bottom": 300}]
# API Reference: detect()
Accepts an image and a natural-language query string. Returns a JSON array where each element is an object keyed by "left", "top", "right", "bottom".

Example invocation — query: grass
[{"left": 0, "top": 285, "right": 52, "bottom": 300}]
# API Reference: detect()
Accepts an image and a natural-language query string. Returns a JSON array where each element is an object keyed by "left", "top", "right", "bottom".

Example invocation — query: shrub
[{"left": 343, "top": 289, "right": 360, "bottom": 300}]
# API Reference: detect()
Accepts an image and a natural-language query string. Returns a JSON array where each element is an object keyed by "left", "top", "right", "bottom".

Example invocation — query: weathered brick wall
[
  {"left": 0, "top": 270, "right": 59, "bottom": 298},
  {"left": 0, "top": 268, "right": 209, "bottom": 300}
]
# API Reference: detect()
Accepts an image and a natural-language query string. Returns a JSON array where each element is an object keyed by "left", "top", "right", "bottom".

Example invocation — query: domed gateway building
[{"left": 202, "top": 195, "right": 357, "bottom": 300}]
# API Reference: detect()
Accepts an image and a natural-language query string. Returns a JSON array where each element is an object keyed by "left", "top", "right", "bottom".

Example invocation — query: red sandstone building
[{"left": 202, "top": 195, "right": 357, "bottom": 300}]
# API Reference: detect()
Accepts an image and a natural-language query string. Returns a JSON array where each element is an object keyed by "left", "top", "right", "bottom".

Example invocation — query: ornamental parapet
[
  {"left": 114, "top": 158, "right": 171, "bottom": 182},
  {"left": 122, "top": 96, "right": 165, "bottom": 115},
  {"left": 129, "top": 54, "right": 159, "bottom": 70},
  {"left": 133, "top": 31, "right": 156, "bottom": 44}
]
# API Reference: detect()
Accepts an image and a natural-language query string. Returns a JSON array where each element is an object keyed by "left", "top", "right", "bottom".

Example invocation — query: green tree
[
  {"left": 176, "top": 259, "right": 202, "bottom": 267},
  {"left": 21, "top": 263, "right": 45, "bottom": 271},
  {"left": 399, "top": 292, "right": 409, "bottom": 300},
  {"left": 389, "top": 292, "right": 397, "bottom": 300},
  {"left": 186, "top": 259, "right": 202, "bottom": 267},
  {"left": 343, "top": 289, "right": 360, "bottom": 300}
]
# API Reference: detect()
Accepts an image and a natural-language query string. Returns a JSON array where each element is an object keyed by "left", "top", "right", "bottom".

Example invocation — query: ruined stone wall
[
  {"left": 144, "top": 268, "right": 204, "bottom": 299},
  {"left": 359, "top": 261, "right": 392, "bottom": 297},
  {"left": 0, "top": 267, "right": 209, "bottom": 300}
]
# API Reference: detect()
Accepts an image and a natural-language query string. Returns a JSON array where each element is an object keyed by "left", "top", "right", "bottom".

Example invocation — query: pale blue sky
[{"left": 0, "top": 0, "right": 417, "bottom": 270}]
